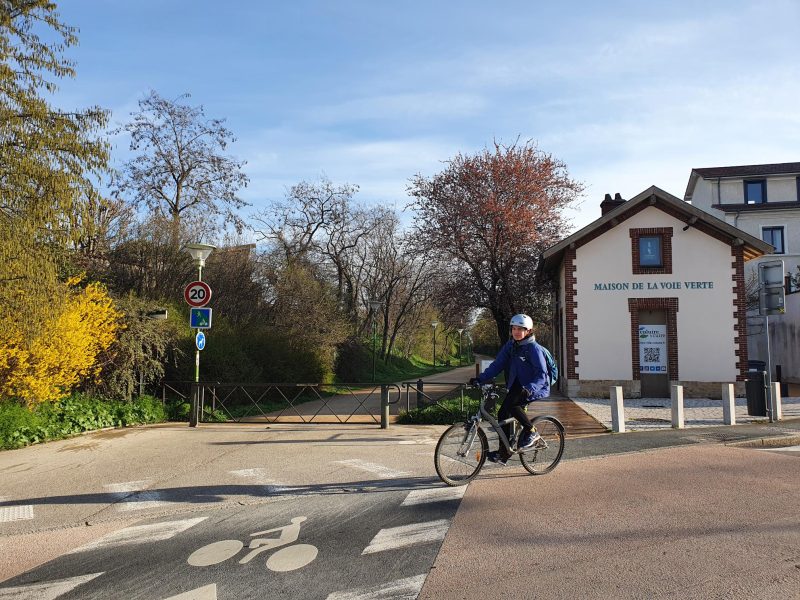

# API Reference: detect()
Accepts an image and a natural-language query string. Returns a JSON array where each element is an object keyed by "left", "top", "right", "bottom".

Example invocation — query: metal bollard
[
  {"left": 380, "top": 385, "right": 390, "bottom": 429},
  {"left": 189, "top": 383, "right": 199, "bottom": 428},
  {"left": 416, "top": 379, "right": 424, "bottom": 407}
]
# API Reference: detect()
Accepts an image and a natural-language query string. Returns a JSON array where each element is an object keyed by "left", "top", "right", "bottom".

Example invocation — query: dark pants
[{"left": 498, "top": 383, "right": 534, "bottom": 458}]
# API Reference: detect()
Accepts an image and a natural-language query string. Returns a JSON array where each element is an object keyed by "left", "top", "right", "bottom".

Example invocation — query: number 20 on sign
[{"left": 184, "top": 281, "right": 212, "bottom": 307}]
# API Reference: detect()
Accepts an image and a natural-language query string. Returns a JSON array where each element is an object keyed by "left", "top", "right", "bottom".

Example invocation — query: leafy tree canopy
[{"left": 409, "top": 140, "right": 584, "bottom": 343}]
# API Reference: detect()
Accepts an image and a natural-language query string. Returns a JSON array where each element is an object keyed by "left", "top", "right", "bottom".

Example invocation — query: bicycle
[{"left": 434, "top": 383, "right": 565, "bottom": 486}]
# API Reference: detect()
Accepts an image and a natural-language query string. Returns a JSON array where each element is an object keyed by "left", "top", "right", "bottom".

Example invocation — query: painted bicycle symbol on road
[{"left": 187, "top": 516, "right": 318, "bottom": 572}]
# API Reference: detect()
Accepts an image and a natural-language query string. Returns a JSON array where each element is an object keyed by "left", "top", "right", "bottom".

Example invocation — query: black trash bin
[{"left": 745, "top": 371, "right": 767, "bottom": 416}]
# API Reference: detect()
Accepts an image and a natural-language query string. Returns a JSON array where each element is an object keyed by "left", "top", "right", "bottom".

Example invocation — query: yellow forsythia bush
[{"left": 0, "top": 279, "right": 121, "bottom": 404}]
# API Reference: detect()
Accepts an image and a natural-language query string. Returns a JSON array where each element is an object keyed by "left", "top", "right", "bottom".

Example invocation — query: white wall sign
[{"left": 639, "top": 325, "right": 667, "bottom": 373}]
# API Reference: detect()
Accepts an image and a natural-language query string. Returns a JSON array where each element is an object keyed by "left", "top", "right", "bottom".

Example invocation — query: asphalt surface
[{"left": 1, "top": 410, "right": 799, "bottom": 599}]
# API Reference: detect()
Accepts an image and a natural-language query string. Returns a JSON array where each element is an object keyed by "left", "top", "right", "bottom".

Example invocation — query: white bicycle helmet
[{"left": 510, "top": 314, "right": 533, "bottom": 330}]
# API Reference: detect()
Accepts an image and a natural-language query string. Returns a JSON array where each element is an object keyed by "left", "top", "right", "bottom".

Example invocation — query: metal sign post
[
  {"left": 183, "top": 243, "right": 215, "bottom": 427},
  {"left": 758, "top": 260, "right": 785, "bottom": 423}
]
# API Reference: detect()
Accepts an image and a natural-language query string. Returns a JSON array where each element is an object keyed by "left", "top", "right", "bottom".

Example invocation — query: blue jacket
[{"left": 478, "top": 337, "right": 550, "bottom": 400}]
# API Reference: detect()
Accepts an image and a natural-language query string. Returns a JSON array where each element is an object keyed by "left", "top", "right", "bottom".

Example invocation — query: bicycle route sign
[{"left": 184, "top": 281, "right": 212, "bottom": 307}]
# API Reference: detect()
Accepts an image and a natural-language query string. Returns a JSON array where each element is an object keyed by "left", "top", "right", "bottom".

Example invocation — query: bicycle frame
[{"left": 465, "top": 384, "right": 525, "bottom": 456}]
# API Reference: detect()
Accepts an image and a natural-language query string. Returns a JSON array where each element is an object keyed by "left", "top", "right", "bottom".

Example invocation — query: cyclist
[{"left": 469, "top": 313, "right": 549, "bottom": 466}]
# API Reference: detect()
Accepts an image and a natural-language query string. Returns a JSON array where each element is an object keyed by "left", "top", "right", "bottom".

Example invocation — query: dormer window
[{"left": 744, "top": 179, "right": 766, "bottom": 204}]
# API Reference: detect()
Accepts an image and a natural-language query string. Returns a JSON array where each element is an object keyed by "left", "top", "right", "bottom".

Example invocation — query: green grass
[
  {"left": 397, "top": 388, "right": 486, "bottom": 425},
  {"left": 341, "top": 350, "right": 473, "bottom": 385},
  {"left": 0, "top": 394, "right": 167, "bottom": 450}
]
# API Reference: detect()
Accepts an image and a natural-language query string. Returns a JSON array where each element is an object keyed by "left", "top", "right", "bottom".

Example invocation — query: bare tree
[{"left": 112, "top": 91, "right": 249, "bottom": 247}]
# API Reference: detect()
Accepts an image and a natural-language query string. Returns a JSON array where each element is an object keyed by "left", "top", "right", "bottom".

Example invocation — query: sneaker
[
  {"left": 518, "top": 431, "right": 542, "bottom": 450},
  {"left": 485, "top": 451, "right": 508, "bottom": 466}
]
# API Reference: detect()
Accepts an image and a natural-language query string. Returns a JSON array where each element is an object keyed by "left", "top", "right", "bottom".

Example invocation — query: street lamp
[
  {"left": 431, "top": 321, "right": 439, "bottom": 368},
  {"left": 184, "top": 243, "right": 216, "bottom": 281},
  {"left": 369, "top": 299, "right": 382, "bottom": 382},
  {"left": 184, "top": 243, "right": 215, "bottom": 384},
  {"left": 457, "top": 328, "right": 464, "bottom": 366}
]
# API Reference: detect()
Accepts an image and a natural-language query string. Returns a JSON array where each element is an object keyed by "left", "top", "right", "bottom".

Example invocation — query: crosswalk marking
[
  {"left": 0, "top": 498, "right": 34, "bottom": 523},
  {"left": 335, "top": 459, "right": 410, "bottom": 479},
  {"left": 326, "top": 574, "right": 427, "bottom": 599},
  {"left": 69, "top": 517, "right": 207, "bottom": 553},
  {"left": 401, "top": 486, "right": 466, "bottom": 506},
  {"left": 362, "top": 519, "right": 450, "bottom": 555},
  {"left": 229, "top": 468, "right": 289, "bottom": 493},
  {"left": 0, "top": 572, "right": 104, "bottom": 600},
  {"left": 104, "top": 480, "right": 169, "bottom": 511}
]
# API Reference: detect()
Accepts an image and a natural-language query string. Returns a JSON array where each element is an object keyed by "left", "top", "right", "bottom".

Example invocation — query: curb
[{"left": 726, "top": 434, "right": 800, "bottom": 448}]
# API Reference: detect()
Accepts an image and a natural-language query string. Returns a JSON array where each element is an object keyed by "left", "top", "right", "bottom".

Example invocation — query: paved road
[{"left": 1, "top": 417, "right": 799, "bottom": 599}]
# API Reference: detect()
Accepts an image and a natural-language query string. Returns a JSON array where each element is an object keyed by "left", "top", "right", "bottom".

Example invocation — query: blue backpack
[{"left": 536, "top": 343, "right": 559, "bottom": 386}]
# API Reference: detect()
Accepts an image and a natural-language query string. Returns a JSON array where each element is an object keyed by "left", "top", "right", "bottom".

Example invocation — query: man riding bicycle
[{"left": 469, "top": 313, "right": 549, "bottom": 466}]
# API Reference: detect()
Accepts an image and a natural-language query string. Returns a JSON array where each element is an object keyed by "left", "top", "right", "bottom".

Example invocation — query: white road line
[
  {"left": 398, "top": 439, "right": 436, "bottom": 445},
  {"left": 104, "top": 480, "right": 169, "bottom": 511},
  {"left": 0, "top": 572, "right": 104, "bottom": 600},
  {"left": 361, "top": 519, "right": 450, "bottom": 555},
  {"left": 229, "top": 468, "right": 289, "bottom": 493},
  {"left": 335, "top": 459, "right": 410, "bottom": 479},
  {"left": 401, "top": 486, "right": 466, "bottom": 506},
  {"left": 326, "top": 574, "right": 427, "bottom": 600},
  {"left": 0, "top": 497, "right": 34, "bottom": 523},
  {"left": 69, "top": 517, "right": 208, "bottom": 553},
  {"left": 163, "top": 583, "right": 217, "bottom": 600}
]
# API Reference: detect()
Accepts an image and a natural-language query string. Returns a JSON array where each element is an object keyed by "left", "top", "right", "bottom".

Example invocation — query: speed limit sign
[{"left": 184, "top": 281, "right": 212, "bottom": 307}]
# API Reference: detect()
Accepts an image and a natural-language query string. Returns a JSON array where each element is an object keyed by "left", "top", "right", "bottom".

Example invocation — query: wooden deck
[{"left": 531, "top": 393, "right": 609, "bottom": 437}]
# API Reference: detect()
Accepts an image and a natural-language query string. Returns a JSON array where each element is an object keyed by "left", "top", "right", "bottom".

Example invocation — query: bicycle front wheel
[
  {"left": 434, "top": 423, "right": 488, "bottom": 486},
  {"left": 520, "top": 416, "right": 565, "bottom": 475}
]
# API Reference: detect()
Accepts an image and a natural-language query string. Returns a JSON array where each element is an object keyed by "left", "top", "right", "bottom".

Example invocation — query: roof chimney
[{"left": 601, "top": 192, "right": 626, "bottom": 216}]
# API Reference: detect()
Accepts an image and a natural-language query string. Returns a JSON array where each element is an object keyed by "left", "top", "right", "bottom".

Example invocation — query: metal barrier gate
[{"left": 162, "top": 381, "right": 402, "bottom": 428}]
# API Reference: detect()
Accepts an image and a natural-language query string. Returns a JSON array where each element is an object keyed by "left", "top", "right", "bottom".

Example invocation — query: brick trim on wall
[
  {"left": 630, "top": 227, "right": 674, "bottom": 274},
  {"left": 564, "top": 247, "right": 578, "bottom": 378},
  {"left": 731, "top": 246, "right": 748, "bottom": 381},
  {"left": 628, "top": 297, "right": 680, "bottom": 380}
]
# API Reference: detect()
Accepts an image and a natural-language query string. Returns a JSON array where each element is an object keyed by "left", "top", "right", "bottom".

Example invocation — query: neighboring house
[
  {"left": 684, "top": 162, "right": 800, "bottom": 386},
  {"left": 683, "top": 162, "right": 800, "bottom": 287},
  {"left": 539, "top": 186, "right": 771, "bottom": 399}
]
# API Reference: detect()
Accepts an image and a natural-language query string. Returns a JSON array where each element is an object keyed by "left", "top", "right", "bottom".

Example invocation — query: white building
[
  {"left": 684, "top": 162, "right": 800, "bottom": 386},
  {"left": 540, "top": 186, "right": 771, "bottom": 398},
  {"left": 684, "top": 161, "right": 800, "bottom": 286}
]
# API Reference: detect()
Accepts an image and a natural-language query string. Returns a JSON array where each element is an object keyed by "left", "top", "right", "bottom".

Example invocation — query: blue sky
[{"left": 54, "top": 0, "right": 800, "bottom": 233}]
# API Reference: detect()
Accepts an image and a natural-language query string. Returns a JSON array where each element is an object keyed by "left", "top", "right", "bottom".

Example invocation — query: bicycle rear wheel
[
  {"left": 434, "top": 423, "right": 488, "bottom": 486},
  {"left": 520, "top": 416, "right": 565, "bottom": 475}
]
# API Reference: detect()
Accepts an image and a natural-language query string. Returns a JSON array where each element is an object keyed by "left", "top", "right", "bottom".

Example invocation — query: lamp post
[
  {"left": 457, "top": 328, "right": 464, "bottom": 366},
  {"left": 370, "top": 299, "right": 382, "bottom": 382},
  {"left": 431, "top": 321, "right": 439, "bottom": 368},
  {"left": 184, "top": 243, "right": 215, "bottom": 383}
]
